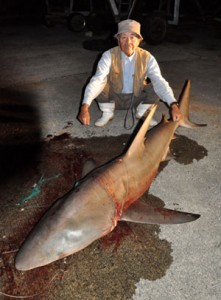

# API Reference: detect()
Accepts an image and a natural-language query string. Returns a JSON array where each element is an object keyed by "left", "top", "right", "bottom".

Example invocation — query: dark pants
[{"left": 96, "top": 84, "right": 158, "bottom": 110}]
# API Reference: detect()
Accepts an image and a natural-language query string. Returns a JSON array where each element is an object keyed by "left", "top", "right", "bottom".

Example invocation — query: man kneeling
[{"left": 78, "top": 19, "right": 181, "bottom": 128}]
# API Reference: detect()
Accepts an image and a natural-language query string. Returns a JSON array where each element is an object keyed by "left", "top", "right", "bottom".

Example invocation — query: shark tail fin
[
  {"left": 178, "top": 80, "right": 207, "bottom": 128},
  {"left": 120, "top": 200, "right": 200, "bottom": 224}
]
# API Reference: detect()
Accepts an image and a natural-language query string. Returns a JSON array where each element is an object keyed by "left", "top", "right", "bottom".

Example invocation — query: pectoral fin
[
  {"left": 82, "top": 159, "right": 97, "bottom": 178},
  {"left": 120, "top": 200, "right": 200, "bottom": 224}
]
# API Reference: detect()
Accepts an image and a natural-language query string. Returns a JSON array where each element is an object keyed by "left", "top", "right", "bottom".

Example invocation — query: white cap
[{"left": 114, "top": 19, "right": 143, "bottom": 39}]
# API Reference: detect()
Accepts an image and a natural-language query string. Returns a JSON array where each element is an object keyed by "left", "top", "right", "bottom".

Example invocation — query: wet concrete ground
[{"left": 0, "top": 18, "right": 221, "bottom": 300}]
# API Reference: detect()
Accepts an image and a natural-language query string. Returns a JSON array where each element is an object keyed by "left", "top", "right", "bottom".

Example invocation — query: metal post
[
  {"left": 168, "top": 0, "right": 180, "bottom": 25},
  {"left": 108, "top": 0, "right": 120, "bottom": 22},
  {"left": 128, "top": 0, "right": 138, "bottom": 19}
]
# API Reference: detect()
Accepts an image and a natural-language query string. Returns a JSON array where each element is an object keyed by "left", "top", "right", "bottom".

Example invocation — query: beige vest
[{"left": 107, "top": 46, "right": 150, "bottom": 97}]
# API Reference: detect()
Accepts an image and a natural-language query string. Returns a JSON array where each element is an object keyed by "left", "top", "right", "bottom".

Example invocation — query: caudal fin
[
  {"left": 120, "top": 200, "right": 200, "bottom": 224},
  {"left": 179, "top": 80, "right": 207, "bottom": 128}
]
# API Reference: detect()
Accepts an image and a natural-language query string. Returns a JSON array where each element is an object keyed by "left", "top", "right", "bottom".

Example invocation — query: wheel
[
  {"left": 142, "top": 14, "right": 167, "bottom": 45},
  {"left": 67, "top": 13, "right": 86, "bottom": 32}
]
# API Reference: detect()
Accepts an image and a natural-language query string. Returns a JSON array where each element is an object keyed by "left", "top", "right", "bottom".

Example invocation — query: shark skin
[
  {"left": 15, "top": 80, "right": 202, "bottom": 271},
  {"left": 177, "top": 80, "right": 207, "bottom": 128}
]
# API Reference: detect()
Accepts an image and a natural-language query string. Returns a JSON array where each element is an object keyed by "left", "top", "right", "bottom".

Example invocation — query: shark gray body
[{"left": 15, "top": 80, "right": 204, "bottom": 271}]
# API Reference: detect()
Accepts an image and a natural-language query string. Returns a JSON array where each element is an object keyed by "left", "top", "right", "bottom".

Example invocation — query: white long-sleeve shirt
[{"left": 82, "top": 49, "right": 177, "bottom": 106}]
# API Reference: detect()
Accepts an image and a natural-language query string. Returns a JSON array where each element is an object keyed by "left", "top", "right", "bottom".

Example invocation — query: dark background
[{"left": 0, "top": 0, "right": 220, "bottom": 23}]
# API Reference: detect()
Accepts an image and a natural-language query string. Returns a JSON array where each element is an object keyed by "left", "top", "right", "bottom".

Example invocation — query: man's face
[{"left": 118, "top": 32, "right": 141, "bottom": 57}]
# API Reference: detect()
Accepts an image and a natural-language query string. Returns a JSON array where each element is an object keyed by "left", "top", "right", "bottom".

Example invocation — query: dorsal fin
[{"left": 126, "top": 103, "right": 158, "bottom": 158}]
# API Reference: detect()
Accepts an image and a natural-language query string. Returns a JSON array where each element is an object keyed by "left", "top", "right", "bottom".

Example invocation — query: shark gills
[{"left": 15, "top": 80, "right": 204, "bottom": 271}]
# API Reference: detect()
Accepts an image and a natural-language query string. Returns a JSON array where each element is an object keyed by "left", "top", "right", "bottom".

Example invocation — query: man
[{"left": 78, "top": 19, "right": 182, "bottom": 128}]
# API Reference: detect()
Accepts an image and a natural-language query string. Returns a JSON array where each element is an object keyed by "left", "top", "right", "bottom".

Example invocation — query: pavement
[{"left": 0, "top": 19, "right": 221, "bottom": 300}]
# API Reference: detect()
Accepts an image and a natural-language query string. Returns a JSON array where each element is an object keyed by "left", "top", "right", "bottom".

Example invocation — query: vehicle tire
[
  {"left": 142, "top": 14, "right": 167, "bottom": 45},
  {"left": 67, "top": 13, "right": 86, "bottom": 32}
]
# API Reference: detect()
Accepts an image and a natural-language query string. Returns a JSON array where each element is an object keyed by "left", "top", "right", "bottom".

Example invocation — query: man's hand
[
  {"left": 78, "top": 104, "right": 90, "bottom": 125},
  {"left": 170, "top": 103, "right": 182, "bottom": 122}
]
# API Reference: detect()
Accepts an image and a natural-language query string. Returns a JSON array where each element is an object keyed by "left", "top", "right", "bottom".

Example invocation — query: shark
[{"left": 15, "top": 80, "right": 205, "bottom": 271}]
